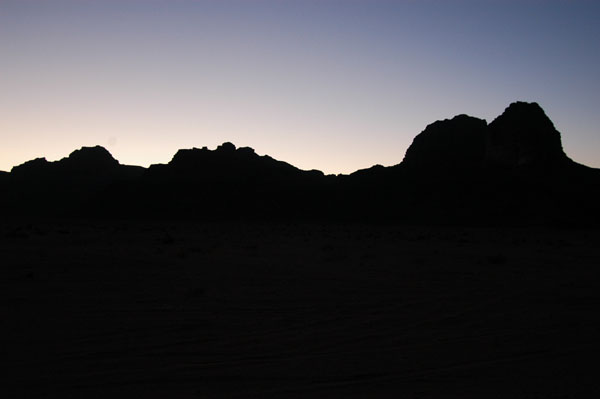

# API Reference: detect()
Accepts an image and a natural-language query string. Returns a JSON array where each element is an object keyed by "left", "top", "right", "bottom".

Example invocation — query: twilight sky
[{"left": 1, "top": 0, "right": 599, "bottom": 174}]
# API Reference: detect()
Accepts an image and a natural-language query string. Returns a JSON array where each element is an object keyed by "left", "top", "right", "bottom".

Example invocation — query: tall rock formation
[
  {"left": 402, "top": 114, "right": 487, "bottom": 173},
  {"left": 485, "top": 102, "right": 569, "bottom": 168}
]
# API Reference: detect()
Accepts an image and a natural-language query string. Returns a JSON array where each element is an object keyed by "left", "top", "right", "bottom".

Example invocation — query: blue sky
[{"left": 1, "top": 0, "right": 599, "bottom": 173}]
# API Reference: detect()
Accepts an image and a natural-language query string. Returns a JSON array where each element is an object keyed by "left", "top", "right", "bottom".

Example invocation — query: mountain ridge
[
  {"left": 3, "top": 102, "right": 599, "bottom": 225},
  {"left": 4, "top": 102, "right": 596, "bottom": 176}
]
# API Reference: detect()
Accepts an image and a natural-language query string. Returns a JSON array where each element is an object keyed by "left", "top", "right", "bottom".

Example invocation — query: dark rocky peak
[
  {"left": 169, "top": 147, "right": 209, "bottom": 167},
  {"left": 169, "top": 143, "right": 253, "bottom": 168},
  {"left": 402, "top": 114, "right": 488, "bottom": 172},
  {"left": 162, "top": 143, "right": 255, "bottom": 178},
  {"left": 9, "top": 146, "right": 131, "bottom": 184},
  {"left": 61, "top": 145, "right": 119, "bottom": 169},
  {"left": 486, "top": 102, "right": 568, "bottom": 168},
  {"left": 237, "top": 146, "right": 255, "bottom": 156},
  {"left": 216, "top": 142, "right": 236, "bottom": 152},
  {"left": 10, "top": 157, "right": 50, "bottom": 178},
  {"left": 152, "top": 142, "right": 315, "bottom": 185}
]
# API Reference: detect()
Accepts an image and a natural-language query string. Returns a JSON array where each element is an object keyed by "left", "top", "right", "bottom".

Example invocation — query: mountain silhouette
[
  {"left": 10, "top": 145, "right": 144, "bottom": 181},
  {"left": 2, "top": 102, "right": 599, "bottom": 225},
  {"left": 123, "top": 142, "right": 331, "bottom": 219},
  {"left": 147, "top": 142, "right": 324, "bottom": 184},
  {"left": 401, "top": 102, "right": 573, "bottom": 173},
  {"left": 486, "top": 102, "right": 568, "bottom": 168},
  {"left": 5, "top": 146, "right": 144, "bottom": 217},
  {"left": 402, "top": 114, "right": 487, "bottom": 173}
]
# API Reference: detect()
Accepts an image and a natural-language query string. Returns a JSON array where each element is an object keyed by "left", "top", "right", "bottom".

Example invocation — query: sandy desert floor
[{"left": 3, "top": 221, "right": 600, "bottom": 398}]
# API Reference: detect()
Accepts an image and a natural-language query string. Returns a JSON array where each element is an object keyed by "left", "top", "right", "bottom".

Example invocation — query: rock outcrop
[
  {"left": 60, "top": 145, "right": 120, "bottom": 170},
  {"left": 401, "top": 102, "right": 573, "bottom": 173},
  {"left": 485, "top": 102, "right": 568, "bottom": 168},
  {"left": 402, "top": 114, "right": 487, "bottom": 172}
]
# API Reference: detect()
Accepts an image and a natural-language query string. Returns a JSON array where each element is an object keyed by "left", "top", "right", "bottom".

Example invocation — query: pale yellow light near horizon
[
  {"left": 0, "top": 105, "right": 422, "bottom": 175},
  {"left": 3, "top": 98, "right": 599, "bottom": 175}
]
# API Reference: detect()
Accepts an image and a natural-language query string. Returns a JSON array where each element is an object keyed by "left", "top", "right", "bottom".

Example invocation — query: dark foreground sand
[{"left": 3, "top": 221, "right": 600, "bottom": 398}]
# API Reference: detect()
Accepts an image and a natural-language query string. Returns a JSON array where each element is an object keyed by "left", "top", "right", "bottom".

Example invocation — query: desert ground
[{"left": 3, "top": 220, "right": 600, "bottom": 398}]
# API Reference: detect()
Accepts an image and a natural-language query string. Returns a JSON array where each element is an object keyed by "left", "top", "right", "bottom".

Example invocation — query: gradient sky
[{"left": 1, "top": 0, "right": 599, "bottom": 174}]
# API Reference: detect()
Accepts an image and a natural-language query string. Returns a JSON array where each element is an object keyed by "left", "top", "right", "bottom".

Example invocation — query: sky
[{"left": 1, "top": 0, "right": 599, "bottom": 174}]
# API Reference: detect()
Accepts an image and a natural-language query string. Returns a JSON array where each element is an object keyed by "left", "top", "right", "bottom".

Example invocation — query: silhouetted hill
[
  {"left": 400, "top": 102, "right": 579, "bottom": 174},
  {"left": 146, "top": 142, "right": 324, "bottom": 183},
  {"left": 60, "top": 145, "right": 120, "bottom": 168},
  {"left": 388, "top": 102, "right": 600, "bottom": 225},
  {"left": 10, "top": 146, "right": 144, "bottom": 181},
  {"left": 119, "top": 142, "right": 332, "bottom": 219},
  {"left": 402, "top": 114, "right": 487, "bottom": 173},
  {"left": 10, "top": 157, "right": 51, "bottom": 179},
  {"left": 2, "top": 102, "right": 599, "bottom": 225},
  {"left": 486, "top": 102, "right": 568, "bottom": 169},
  {"left": 5, "top": 146, "right": 144, "bottom": 216}
]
